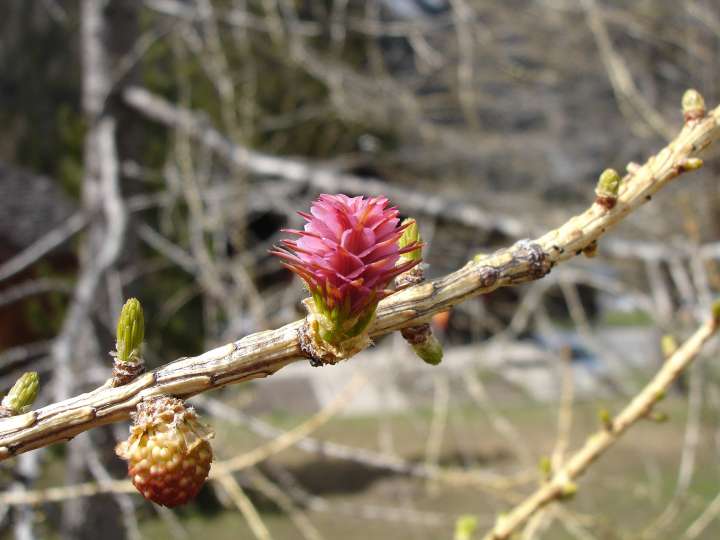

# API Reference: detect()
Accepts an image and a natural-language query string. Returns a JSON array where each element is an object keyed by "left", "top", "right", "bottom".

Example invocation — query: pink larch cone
[{"left": 272, "top": 194, "right": 421, "bottom": 350}]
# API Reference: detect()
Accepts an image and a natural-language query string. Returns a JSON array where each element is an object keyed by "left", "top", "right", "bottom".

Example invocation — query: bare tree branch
[
  {"left": 481, "top": 314, "right": 719, "bottom": 540},
  {"left": 0, "top": 96, "right": 716, "bottom": 465},
  {"left": 122, "top": 86, "right": 528, "bottom": 237},
  {"left": 0, "top": 213, "right": 87, "bottom": 283}
]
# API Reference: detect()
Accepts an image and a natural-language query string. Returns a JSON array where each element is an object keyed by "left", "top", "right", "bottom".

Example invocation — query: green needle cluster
[
  {"left": 1, "top": 372, "right": 39, "bottom": 414},
  {"left": 116, "top": 298, "right": 145, "bottom": 363}
]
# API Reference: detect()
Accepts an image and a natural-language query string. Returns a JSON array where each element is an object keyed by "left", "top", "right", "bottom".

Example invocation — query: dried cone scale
[{"left": 116, "top": 396, "right": 214, "bottom": 507}]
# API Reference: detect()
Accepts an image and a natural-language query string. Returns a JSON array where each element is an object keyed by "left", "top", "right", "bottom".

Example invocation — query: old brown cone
[{"left": 116, "top": 396, "right": 214, "bottom": 507}]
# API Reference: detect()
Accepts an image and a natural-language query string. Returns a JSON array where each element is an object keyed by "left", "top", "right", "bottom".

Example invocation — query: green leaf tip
[
  {"left": 398, "top": 218, "right": 422, "bottom": 261},
  {"left": 682, "top": 89, "right": 706, "bottom": 121},
  {"left": 2, "top": 372, "right": 39, "bottom": 413},
  {"left": 116, "top": 298, "right": 145, "bottom": 363},
  {"left": 454, "top": 515, "right": 478, "bottom": 540},
  {"left": 595, "top": 168, "right": 621, "bottom": 199}
]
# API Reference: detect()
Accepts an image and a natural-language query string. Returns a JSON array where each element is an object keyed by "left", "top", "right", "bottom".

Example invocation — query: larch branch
[
  {"left": 0, "top": 99, "right": 717, "bottom": 462},
  {"left": 481, "top": 314, "right": 719, "bottom": 540}
]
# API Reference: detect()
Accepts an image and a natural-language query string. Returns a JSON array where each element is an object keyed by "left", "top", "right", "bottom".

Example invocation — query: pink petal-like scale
[{"left": 273, "top": 194, "right": 421, "bottom": 321}]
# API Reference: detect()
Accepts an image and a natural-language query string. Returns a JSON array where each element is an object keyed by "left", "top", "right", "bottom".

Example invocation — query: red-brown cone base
[{"left": 128, "top": 438, "right": 212, "bottom": 507}]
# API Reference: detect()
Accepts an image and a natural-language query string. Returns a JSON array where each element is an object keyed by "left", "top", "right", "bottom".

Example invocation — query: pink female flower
[{"left": 273, "top": 194, "right": 421, "bottom": 347}]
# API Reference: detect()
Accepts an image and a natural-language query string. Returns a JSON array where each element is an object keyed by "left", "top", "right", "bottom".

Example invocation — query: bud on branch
[
  {"left": 396, "top": 218, "right": 444, "bottom": 365},
  {"left": 0, "top": 372, "right": 39, "bottom": 417},
  {"left": 594, "top": 168, "right": 621, "bottom": 210},
  {"left": 112, "top": 298, "right": 146, "bottom": 386},
  {"left": 682, "top": 89, "right": 706, "bottom": 122}
]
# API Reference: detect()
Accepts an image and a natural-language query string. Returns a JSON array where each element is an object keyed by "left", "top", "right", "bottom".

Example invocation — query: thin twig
[
  {"left": 246, "top": 468, "right": 324, "bottom": 540},
  {"left": 481, "top": 314, "right": 719, "bottom": 540},
  {"left": 215, "top": 473, "right": 273, "bottom": 540},
  {"left": 424, "top": 374, "right": 450, "bottom": 493},
  {"left": 196, "top": 394, "right": 516, "bottom": 489},
  {"left": 0, "top": 374, "right": 365, "bottom": 505},
  {"left": 683, "top": 488, "right": 720, "bottom": 539},
  {"left": 0, "top": 213, "right": 87, "bottom": 283}
]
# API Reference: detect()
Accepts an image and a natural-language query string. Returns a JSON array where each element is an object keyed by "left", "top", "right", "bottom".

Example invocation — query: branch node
[
  {"left": 298, "top": 316, "right": 368, "bottom": 366},
  {"left": 111, "top": 358, "right": 146, "bottom": 387},
  {"left": 582, "top": 240, "right": 599, "bottom": 258},
  {"left": 627, "top": 162, "right": 641, "bottom": 174},
  {"left": 510, "top": 240, "right": 551, "bottom": 282},
  {"left": 475, "top": 264, "right": 500, "bottom": 289}
]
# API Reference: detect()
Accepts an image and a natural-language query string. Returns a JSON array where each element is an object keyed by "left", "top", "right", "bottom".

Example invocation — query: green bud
[
  {"left": 598, "top": 408, "right": 613, "bottom": 430},
  {"left": 539, "top": 455, "right": 552, "bottom": 480},
  {"left": 398, "top": 218, "right": 422, "bottom": 261},
  {"left": 660, "top": 335, "right": 678, "bottom": 359},
  {"left": 682, "top": 89, "right": 706, "bottom": 120},
  {"left": 681, "top": 158, "right": 703, "bottom": 171},
  {"left": 116, "top": 298, "right": 145, "bottom": 363},
  {"left": 412, "top": 334, "right": 444, "bottom": 365},
  {"left": 454, "top": 515, "right": 478, "bottom": 540},
  {"left": 712, "top": 299, "right": 720, "bottom": 324},
  {"left": 472, "top": 253, "right": 487, "bottom": 263},
  {"left": 648, "top": 411, "right": 669, "bottom": 423},
  {"left": 595, "top": 168, "right": 621, "bottom": 199},
  {"left": 2, "top": 372, "right": 39, "bottom": 414},
  {"left": 560, "top": 481, "right": 578, "bottom": 499}
]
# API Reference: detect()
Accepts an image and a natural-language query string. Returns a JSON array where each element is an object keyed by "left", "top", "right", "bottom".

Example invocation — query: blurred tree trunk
[{"left": 58, "top": 1, "right": 137, "bottom": 538}]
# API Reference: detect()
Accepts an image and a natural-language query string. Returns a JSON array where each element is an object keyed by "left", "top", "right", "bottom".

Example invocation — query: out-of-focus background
[{"left": 1, "top": 1, "right": 720, "bottom": 538}]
